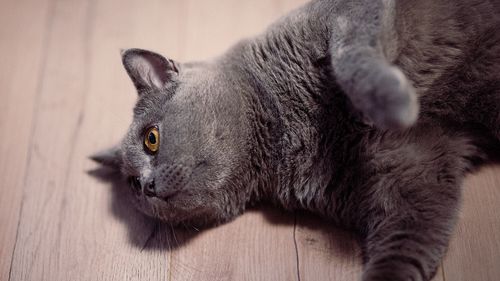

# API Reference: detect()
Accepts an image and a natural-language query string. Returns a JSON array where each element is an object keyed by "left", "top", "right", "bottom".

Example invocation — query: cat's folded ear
[
  {"left": 90, "top": 145, "right": 122, "bottom": 169},
  {"left": 121, "top": 48, "right": 179, "bottom": 95}
]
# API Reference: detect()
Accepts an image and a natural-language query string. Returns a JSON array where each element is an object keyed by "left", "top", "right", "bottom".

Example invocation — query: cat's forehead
[
  {"left": 169, "top": 66, "right": 234, "bottom": 116},
  {"left": 175, "top": 65, "right": 222, "bottom": 99},
  {"left": 130, "top": 65, "right": 226, "bottom": 128}
]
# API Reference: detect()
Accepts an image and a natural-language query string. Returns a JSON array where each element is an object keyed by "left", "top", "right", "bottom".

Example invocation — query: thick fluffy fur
[{"left": 92, "top": 0, "right": 500, "bottom": 280}]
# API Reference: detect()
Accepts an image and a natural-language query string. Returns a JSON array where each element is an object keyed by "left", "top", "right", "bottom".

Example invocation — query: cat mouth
[
  {"left": 145, "top": 190, "right": 180, "bottom": 202},
  {"left": 127, "top": 172, "right": 188, "bottom": 201},
  {"left": 128, "top": 160, "right": 210, "bottom": 204}
]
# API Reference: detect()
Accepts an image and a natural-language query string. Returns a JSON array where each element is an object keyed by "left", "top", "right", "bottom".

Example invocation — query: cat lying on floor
[{"left": 92, "top": 0, "right": 500, "bottom": 280}]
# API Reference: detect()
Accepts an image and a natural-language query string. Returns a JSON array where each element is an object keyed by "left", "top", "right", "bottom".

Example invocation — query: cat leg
[
  {"left": 357, "top": 181, "right": 461, "bottom": 281},
  {"left": 328, "top": 0, "right": 418, "bottom": 129}
]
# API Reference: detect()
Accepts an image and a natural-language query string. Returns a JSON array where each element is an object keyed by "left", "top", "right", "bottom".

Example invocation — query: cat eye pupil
[
  {"left": 148, "top": 132, "right": 156, "bottom": 144},
  {"left": 144, "top": 126, "right": 159, "bottom": 154}
]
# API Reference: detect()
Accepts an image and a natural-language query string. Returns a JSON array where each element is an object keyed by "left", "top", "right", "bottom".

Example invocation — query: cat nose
[{"left": 144, "top": 180, "right": 156, "bottom": 197}]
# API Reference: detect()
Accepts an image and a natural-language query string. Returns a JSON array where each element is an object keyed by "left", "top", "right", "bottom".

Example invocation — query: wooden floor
[{"left": 1, "top": 0, "right": 499, "bottom": 280}]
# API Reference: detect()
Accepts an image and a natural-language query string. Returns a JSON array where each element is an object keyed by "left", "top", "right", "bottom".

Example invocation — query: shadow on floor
[{"left": 87, "top": 166, "right": 361, "bottom": 260}]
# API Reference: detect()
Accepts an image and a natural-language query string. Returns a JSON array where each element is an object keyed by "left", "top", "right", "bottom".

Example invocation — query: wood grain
[
  {"left": 443, "top": 166, "right": 500, "bottom": 281},
  {"left": 295, "top": 214, "right": 443, "bottom": 281},
  {"left": 1, "top": 0, "right": 499, "bottom": 281},
  {"left": 169, "top": 208, "right": 297, "bottom": 281},
  {"left": 295, "top": 213, "right": 363, "bottom": 281},
  {"left": 9, "top": 0, "right": 99, "bottom": 279},
  {"left": 0, "top": 0, "right": 52, "bottom": 280}
]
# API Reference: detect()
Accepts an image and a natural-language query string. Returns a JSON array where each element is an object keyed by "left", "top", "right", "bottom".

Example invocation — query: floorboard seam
[
  {"left": 168, "top": 234, "right": 173, "bottom": 281},
  {"left": 55, "top": 0, "right": 95, "bottom": 266},
  {"left": 441, "top": 261, "right": 446, "bottom": 281},
  {"left": 7, "top": 0, "right": 57, "bottom": 279},
  {"left": 293, "top": 212, "right": 301, "bottom": 281}
]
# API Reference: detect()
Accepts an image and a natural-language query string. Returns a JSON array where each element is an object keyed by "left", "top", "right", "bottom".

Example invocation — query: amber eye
[{"left": 144, "top": 126, "right": 160, "bottom": 154}]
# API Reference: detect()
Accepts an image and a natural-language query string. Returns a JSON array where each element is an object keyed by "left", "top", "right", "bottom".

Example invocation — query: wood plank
[
  {"left": 443, "top": 166, "right": 500, "bottom": 281},
  {"left": 0, "top": 0, "right": 52, "bottom": 280},
  {"left": 295, "top": 213, "right": 363, "bottom": 281},
  {"left": 182, "top": 0, "right": 308, "bottom": 60},
  {"left": 170, "top": 208, "right": 297, "bottom": 281},
  {"left": 296, "top": 212, "right": 445, "bottom": 281},
  {"left": 8, "top": 0, "right": 96, "bottom": 279},
  {"left": 9, "top": 0, "right": 184, "bottom": 280}
]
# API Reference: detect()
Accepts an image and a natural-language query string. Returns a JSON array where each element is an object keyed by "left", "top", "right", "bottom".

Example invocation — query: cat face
[{"left": 93, "top": 49, "right": 250, "bottom": 226}]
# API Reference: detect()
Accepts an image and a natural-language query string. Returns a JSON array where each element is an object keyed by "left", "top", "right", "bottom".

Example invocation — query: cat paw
[
  {"left": 355, "top": 65, "right": 419, "bottom": 129},
  {"left": 362, "top": 269, "right": 426, "bottom": 281},
  {"left": 361, "top": 257, "right": 430, "bottom": 281}
]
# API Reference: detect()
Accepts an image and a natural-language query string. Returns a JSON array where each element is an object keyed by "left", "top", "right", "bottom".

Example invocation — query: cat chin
[
  {"left": 133, "top": 196, "right": 224, "bottom": 226},
  {"left": 154, "top": 209, "right": 224, "bottom": 228}
]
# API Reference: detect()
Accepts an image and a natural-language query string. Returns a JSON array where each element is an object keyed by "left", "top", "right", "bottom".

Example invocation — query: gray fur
[{"left": 92, "top": 0, "right": 500, "bottom": 280}]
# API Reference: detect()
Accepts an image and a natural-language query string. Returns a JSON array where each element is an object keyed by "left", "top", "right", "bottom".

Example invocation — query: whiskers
[
  {"left": 141, "top": 220, "right": 160, "bottom": 252},
  {"left": 181, "top": 221, "right": 200, "bottom": 232},
  {"left": 169, "top": 223, "right": 179, "bottom": 247}
]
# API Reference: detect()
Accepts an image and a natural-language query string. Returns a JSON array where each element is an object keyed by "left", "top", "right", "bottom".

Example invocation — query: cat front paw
[
  {"left": 355, "top": 65, "right": 419, "bottom": 129},
  {"left": 362, "top": 267, "right": 426, "bottom": 281}
]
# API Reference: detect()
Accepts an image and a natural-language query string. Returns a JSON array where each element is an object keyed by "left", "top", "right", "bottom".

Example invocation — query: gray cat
[{"left": 92, "top": 0, "right": 500, "bottom": 280}]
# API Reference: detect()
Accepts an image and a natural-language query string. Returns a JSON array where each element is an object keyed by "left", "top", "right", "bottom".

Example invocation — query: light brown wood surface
[{"left": 0, "top": 0, "right": 498, "bottom": 280}]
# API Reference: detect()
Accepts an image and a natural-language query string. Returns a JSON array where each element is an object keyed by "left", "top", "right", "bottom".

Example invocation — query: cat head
[{"left": 92, "top": 49, "right": 251, "bottom": 226}]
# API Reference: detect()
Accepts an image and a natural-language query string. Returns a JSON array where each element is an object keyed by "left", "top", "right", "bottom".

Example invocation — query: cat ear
[
  {"left": 121, "top": 48, "right": 179, "bottom": 94},
  {"left": 90, "top": 145, "right": 122, "bottom": 169}
]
